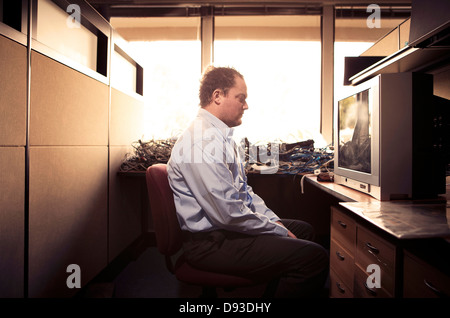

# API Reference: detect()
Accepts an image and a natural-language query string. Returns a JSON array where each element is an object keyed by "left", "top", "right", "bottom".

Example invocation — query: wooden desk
[
  {"left": 117, "top": 170, "right": 146, "bottom": 178},
  {"left": 305, "top": 175, "right": 378, "bottom": 203},
  {"left": 305, "top": 175, "right": 450, "bottom": 298},
  {"left": 306, "top": 175, "right": 450, "bottom": 240}
]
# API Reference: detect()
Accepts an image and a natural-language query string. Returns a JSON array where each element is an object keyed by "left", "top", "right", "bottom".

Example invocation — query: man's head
[{"left": 199, "top": 66, "right": 248, "bottom": 127}]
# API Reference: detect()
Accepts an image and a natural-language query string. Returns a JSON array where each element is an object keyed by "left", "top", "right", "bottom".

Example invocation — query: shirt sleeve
[{"left": 177, "top": 142, "right": 288, "bottom": 237}]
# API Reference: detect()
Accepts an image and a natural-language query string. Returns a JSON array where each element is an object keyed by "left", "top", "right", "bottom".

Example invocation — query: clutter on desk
[
  {"left": 118, "top": 137, "right": 334, "bottom": 176},
  {"left": 119, "top": 139, "right": 176, "bottom": 172},
  {"left": 243, "top": 138, "right": 334, "bottom": 175}
]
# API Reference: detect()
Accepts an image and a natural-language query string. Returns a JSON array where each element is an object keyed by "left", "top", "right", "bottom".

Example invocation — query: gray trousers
[{"left": 182, "top": 219, "right": 329, "bottom": 298}]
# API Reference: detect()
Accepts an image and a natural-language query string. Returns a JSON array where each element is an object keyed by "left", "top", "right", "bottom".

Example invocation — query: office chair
[{"left": 145, "top": 163, "right": 278, "bottom": 298}]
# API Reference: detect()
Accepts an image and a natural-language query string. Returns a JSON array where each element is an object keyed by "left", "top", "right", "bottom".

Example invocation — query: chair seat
[{"left": 174, "top": 255, "right": 257, "bottom": 288}]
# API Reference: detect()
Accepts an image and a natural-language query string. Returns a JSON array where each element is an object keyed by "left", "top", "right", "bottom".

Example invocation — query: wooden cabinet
[
  {"left": 310, "top": 177, "right": 450, "bottom": 299},
  {"left": 330, "top": 206, "right": 400, "bottom": 298},
  {"left": 404, "top": 250, "right": 450, "bottom": 298},
  {"left": 355, "top": 225, "right": 398, "bottom": 297},
  {"left": 330, "top": 206, "right": 356, "bottom": 298}
]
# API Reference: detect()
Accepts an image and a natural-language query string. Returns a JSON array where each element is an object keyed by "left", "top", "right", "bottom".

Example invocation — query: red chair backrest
[{"left": 146, "top": 164, "right": 183, "bottom": 256}]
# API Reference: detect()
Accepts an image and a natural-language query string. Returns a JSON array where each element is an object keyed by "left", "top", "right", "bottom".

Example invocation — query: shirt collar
[{"left": 198, "top": 108, "right": 234, "bottom": 139}]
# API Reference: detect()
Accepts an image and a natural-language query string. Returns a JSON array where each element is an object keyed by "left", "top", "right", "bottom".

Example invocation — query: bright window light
[
  {"left": 214, "top": 40, "right": 323, "bottom": 146},
  {"left": 128, "top": 41, "right": 201, "bottom": 140}
]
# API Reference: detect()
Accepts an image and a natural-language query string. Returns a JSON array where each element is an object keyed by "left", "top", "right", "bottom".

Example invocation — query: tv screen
[{"left": 338, "top": 89, "right": 371, "bottom": 174}]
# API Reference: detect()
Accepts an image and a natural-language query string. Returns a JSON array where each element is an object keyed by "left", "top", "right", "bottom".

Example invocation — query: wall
[
  {"left": 0, "top": 0, "right": 145, "bottom": 298},
  {"left": 0, "top": 34, "right": 27, "bottom": 298},
  {"left": 28, "top": 50, "right": 110, "bottom": 298},
  {"left": 109, "top": 85, "right": 146, "bottom": 262}
]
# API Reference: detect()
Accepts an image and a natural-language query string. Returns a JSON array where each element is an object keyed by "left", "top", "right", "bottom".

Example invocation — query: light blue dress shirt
[{"left": 167, "top": 108, "right": 288, "bottom": 237}]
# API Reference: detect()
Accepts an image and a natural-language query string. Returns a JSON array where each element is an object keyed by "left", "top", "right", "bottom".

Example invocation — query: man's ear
[{"left": 212, "top": 89, "right": 223, "bottom": 105}]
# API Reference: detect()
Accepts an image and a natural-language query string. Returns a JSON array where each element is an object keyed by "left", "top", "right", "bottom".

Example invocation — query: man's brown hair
[{"left": 199, "top": 66, "right": 244, "bottom": 107}]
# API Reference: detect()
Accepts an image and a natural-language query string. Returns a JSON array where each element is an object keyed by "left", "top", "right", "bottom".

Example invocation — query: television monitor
[{"left": 334, "top": 72, "right": 446, "bottom": 200}]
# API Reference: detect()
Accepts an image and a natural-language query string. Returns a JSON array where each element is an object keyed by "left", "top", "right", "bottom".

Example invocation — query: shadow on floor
[
  {"left": 76, "top": 236, "right": 328, "bottom": 299},
  {"left": 77, "top": 244, "right": 269, "bottom": 298}
]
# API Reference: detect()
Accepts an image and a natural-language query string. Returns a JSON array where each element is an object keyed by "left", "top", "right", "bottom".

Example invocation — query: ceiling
[
  {"left": 86, "top": 0, "right": 412, "bottom": 21},
  {"left": 86, "top": 0, "right": 412, "bottom": 5},
  {"left": 86, "top": 0, "right": 410, "bottom": 41}
]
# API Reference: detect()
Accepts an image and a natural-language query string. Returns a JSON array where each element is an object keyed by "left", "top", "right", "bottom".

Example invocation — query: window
[
  {"left": 111, "top": 45, "right": 138, "bottom": 94},
  {"left": 128, "top": 41, "right": 201, "bottom": 140},
  {"left": 214, "top": 16, "right": 324, "bottom": 145},
  {"left": 110, "top": 7, "right": 410, "bottom": 145},
  {"left": 35, "top": 0, "right": 99, "bottom": 72},
  {"left": 112, "top": 17, "right": 202, "bottom": 140}
]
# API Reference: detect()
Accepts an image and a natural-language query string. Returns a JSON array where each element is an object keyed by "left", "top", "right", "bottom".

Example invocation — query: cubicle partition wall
[
  {"left": 0, "top": 0, "right": 145, "bottom": 297},
  {"left": 28, "top": 50, "right": 110, "bottom": 298},
  {"left": 0, "top": 34, "right": 27, "bottom": 298},
  {"left": 108, "top": 38, "right": 146, "bottom": 262}
]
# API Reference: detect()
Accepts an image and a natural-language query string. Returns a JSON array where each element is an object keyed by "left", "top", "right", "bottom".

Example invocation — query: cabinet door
[{"left": 404, "top": 251, "right": 450, "bottom": 298}]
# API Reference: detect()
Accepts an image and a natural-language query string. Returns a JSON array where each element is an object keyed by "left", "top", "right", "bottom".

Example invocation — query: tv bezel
[
  {"left": 334, "top": 75, "right": 380, "bottom": 188},
  {"left": 334, "top": 72, "right": 440, "bottom": 201}
]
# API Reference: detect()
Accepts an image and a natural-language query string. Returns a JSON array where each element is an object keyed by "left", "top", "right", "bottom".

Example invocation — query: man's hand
[{"left": 276, "top": 221, "right": 297, "bottom": 239}]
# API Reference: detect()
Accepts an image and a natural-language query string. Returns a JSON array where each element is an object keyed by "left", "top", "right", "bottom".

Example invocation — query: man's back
[{"left": 167, "top": 108, "right": 287, "bottom": 237}]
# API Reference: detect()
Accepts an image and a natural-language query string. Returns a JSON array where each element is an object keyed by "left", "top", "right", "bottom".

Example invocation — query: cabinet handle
[
  {"left": 424, "top": 280, "right": 447, "bottom": 298},
  {"left": 336, "top": 251, "right": 345, "bottom": 261},
  {"left": 337, "top": 220, "right": 347, "bottom": 229},
  {"left": 366, "top": 242, "right": 379, "bottom": 254},
  {"left": 336, "top": 282, "right": 346, "bottom": 294},
  {"left": 364, "top": 281, "right": 377, "bottom": 296}
]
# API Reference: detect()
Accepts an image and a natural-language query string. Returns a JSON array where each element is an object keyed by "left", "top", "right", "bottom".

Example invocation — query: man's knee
[
  {"left": 282, "top": 219, "right": 315, "bottom": 241},
  {"left": 311, "top": 242, "right": 328, "bottom": 266},
  {"left": 296, "top": 241, "right": 329, "bottom": 276}
]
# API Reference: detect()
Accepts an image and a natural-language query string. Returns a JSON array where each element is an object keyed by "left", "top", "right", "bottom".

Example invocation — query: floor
[
  {"left": 113, "top": 247, "right": 269, "bottom": 298},
  {"left": 76, "top": 236, "right": 328, "bottom": 299},
  {"left": 76, "top": 237, "right": 274, "bottom": 299}
]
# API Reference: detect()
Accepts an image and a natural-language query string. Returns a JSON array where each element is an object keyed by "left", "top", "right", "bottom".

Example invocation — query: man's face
[{"left": 220, "top": 76, "right": 248, "bottom": 127}]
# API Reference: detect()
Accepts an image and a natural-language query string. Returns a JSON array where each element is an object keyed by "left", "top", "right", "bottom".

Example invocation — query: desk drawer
[
  {"left": 404, "top": 251, "right": 450, "bottom": 298},
  {"left": 331, "top": 206, "right": 356, "bottom": 251},
  {"left": 330, "top": 269, "right": 353, "bottom": 298},
  {"left": 354, "top": 265, "right": 392, "bottom": 298},
  {"left": 356, "top": 225, "right": 396, "bottom": 295},
  {"left": 330, "top": 239, "right": 354, "bottom": 290}
]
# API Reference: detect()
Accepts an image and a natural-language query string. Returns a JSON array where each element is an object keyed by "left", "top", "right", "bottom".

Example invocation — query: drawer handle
[
  {"left": 337, "top": 220, "right": 347, "bottom": 229},
  {"left": 424, "top": 280, "right": 447, "bottom": 298},
  {"left": 336, "top": 251, "right": 345, "bottom": 261},
  {"left": 366, "top": 243, "right": 388, "bottom": 267},
  {"left": 364, "top": 281, "right": 377, "bottom": 296},
  {"left": 336, "top": 282, "right": 346, "bottom": 294},
  {"left": 366, "top": 242, "right": 379, "bottom": 254}
]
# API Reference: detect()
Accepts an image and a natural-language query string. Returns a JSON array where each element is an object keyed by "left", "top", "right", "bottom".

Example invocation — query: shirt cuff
[{"left": 273, "top": 223, "right": 289, "bottom": 236}]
